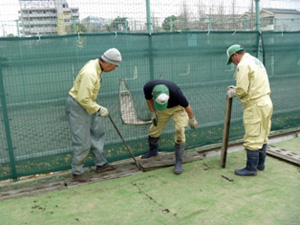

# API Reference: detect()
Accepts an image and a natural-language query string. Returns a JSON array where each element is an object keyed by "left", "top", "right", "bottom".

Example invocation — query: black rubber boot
[
  {"left": 257, "top": 144, "right": 267, "bottom": 171},
  {"left": 174, "top": 143, "right": 185, "bottom": 175},
  {"left": 234, "top": 149, "right": 259, "bottom": 176},
  {"left": 141, "top": 136, "right": 159, "bottom": 159}
]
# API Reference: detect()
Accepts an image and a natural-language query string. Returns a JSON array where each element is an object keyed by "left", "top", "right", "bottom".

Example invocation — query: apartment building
[{"left": 18, "top": 0, "right": 79, "bottom": 36}]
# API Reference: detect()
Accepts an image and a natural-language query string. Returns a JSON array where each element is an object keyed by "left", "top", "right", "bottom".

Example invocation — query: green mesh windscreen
[
  {"left": 0, "top": 31, "right": 299, "bottom": 180},
  {"left": 262, "top": 31, "right": 300, "bottom": 130}
]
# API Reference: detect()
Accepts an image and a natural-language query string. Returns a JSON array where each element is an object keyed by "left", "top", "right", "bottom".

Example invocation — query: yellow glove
[{"left": 189, "top": 117, "right": 198, "bottom": 129}]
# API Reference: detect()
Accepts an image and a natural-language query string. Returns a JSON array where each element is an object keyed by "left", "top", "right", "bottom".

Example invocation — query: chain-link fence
[
  {"left": 1, "top": 31, "right": 300, "bottom": 180},
  {"left": 1, "top": 0, "right": 300, "bottom": 37},
  {"left": 0, "top": 1, "right": 300, "bottom": 181}
]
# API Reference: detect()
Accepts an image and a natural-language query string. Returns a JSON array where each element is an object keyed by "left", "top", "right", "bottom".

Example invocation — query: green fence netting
[{"left": 0, "top": 31, "right": 299, "bottom": 180}]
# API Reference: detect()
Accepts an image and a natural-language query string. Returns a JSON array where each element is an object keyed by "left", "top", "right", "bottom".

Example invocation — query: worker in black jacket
[{"left": 142, "top": 80, "right": 198, "bottom": 175}]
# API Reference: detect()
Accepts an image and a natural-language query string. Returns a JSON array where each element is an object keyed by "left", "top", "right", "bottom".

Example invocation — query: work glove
[
  {"left": 151, "top": 112, "right": 158, "bottom": 126},
  {"left": 189, "top": 117, "right": 198, "bottom": 130},
  {"left": 226, "top": 85, "right": 236, "bottom": 98},
  {"left": 98, "top": 106, "right": 109, "bottom": 117}
]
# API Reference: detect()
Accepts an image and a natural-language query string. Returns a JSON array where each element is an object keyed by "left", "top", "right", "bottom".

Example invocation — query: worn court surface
[{"left": 0, "top": 138, "right": 299, "bottom": 225}]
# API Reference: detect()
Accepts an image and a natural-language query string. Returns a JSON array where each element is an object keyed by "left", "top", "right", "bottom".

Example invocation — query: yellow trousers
[
  {"left": 149, "top": 106, "right": 189, "bottom": 144},
  {"left": 243, "top": 95, "right": 273, "bottom": 150}
]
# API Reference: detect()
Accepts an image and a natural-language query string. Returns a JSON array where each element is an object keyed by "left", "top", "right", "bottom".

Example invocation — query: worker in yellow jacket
[
  {"left": 66, "top": 48, "right": 121, "bottom": 182},
  {"left": 226, "top": 44, "right": 273, "bottom": 176}
]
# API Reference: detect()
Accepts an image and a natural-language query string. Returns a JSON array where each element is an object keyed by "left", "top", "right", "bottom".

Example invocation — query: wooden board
[
  {"left": 138, "top": 152, "right": 205, "bottom": 171},
  {"left": 220, "top": 97, "right": 233, "bottom": 168},
  {"left": 267, "top": 145, "right": 300, "bottom": 166},
  {"left": 0, "top": 164, "right": 140, "bottom": 201}
]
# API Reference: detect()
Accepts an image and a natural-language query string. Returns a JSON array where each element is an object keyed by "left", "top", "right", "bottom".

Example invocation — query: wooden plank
[
  {"left": 0, "top": 165, "right": 140, "bottom": 201},
  {"left": 220, "top": 97, "right": 233, "bottom": 168},
  {"left": 138, "top": 152, "right": 205, "bottom": 171},
  {"left": 267, "top": 145, "right": 300, "bottom": 166}
]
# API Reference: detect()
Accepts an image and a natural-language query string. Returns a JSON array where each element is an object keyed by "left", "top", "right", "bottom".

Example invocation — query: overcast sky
[{"left": 1, "top": 0, "right": 300, "bottom": 35}]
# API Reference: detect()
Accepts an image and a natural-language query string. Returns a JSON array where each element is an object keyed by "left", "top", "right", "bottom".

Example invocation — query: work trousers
[
  {"left": 149, "top": 106, "right": 189, "bottom": 144},
  {"left": 243, "top": 95, "right": 273, "bottom": 150},
  {"left": 65, "top": 96, "right": 107, "bottom": 175}
]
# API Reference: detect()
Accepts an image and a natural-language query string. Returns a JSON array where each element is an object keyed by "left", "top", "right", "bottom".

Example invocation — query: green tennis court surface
[{"left": 0, "top": 137, "right": 299, "bottom": 225}]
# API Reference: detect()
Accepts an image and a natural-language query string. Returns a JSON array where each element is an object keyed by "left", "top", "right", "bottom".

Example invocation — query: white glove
[
  {"left": 151, "top": 112, "right": 157, "bottom": 126},
  {"left": 226, "top": 85, "right": 236, "bottom": 98},
  {"left": 98, "top": 106, "right": 109, "bottom": 117},
  {"left": 227, "top": 85, "right": 236, "bottom": 90},
  {"left": 189, "top": 117, "right": 198, "bottom": 130}
]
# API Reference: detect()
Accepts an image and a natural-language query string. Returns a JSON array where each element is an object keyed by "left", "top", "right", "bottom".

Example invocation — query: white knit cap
[{"left": 101, "top": 48, "right": 122, "bottom": 66}]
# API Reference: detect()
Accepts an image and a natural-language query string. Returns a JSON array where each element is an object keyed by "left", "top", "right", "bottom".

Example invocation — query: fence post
[
  {"left": 15, "top": 20, "right": 20, "bottom": 37},
  {"left": 256, "top": 31, "right": 261, "bottom": 60},
  {"left": 146, "top": 0, "right": 152, "bottom": 34},
  {"left": 147, "top": 35, "right": 154, "bottom": 80},
  {"left": 0, "top": 59, "right": 18, "bottom": 181},
  {"left": 170, "top": 17, "right": 173, "bottom": 32},
  {"left": 255, "top": 0, "right": 260, "bottom": 31},
  {"left": 146, "top": 0, "right": 154, "bottom": 80},
  {"left": 73, "top": 19, "right": 77, "bottom": 34}
]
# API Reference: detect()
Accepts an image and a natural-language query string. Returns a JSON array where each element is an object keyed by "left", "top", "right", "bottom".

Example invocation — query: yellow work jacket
[
  {"left": 234, "top": 53, "right": 271, "bottom": 108},
  {"left": 69, "top": 59, "right": 103, "bottom": 114}
]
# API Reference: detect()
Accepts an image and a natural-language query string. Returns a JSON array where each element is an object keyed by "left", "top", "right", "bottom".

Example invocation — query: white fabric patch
[
  {"left": 226, "top": 48, "right": 230, "bottom": 58},
  {"left": 155, "top": 93, "right": 169, "bottom": 105}
]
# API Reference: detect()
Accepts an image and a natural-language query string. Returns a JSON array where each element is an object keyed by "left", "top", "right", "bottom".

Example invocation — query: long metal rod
[{"left": 108, "top": 115, "right": 142, "bottom": 170}]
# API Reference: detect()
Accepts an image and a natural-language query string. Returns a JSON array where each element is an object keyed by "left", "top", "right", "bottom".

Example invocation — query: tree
[
  {"left": 248, "top": 0, "right": 255, "bottom": 30},
  {"left": 162, "top": 15, "right": 178, "bottom": 31},
  {"left": 231, "top": 0, "right": 238, "bottom": 30},
  {"left": 107, "top": 17, "right": 130, "bottom": 32},
  {"left": 76, "top": 23, "right": 87, "bottom": 33},
  {"left": 213, "top": 2, "right": 226, "bottom": 30},
  {"left": 197, "top": 0, "right": 207, "bottom": 30},
  {"left": 176, "top": 2, "right": 190, "bottom": 31},
  {"left": 65, "top": 22, "right": 87, "bottom": 34},
  {"left": 151, "top": 12, "right": 160, "bottom": 32}
]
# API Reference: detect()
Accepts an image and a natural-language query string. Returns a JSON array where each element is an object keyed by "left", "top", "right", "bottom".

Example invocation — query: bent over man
[
  {"left": 142, "top": 80, "right": 198, "bottom": 175},
  {"left": 66, "top": 48, "right": 122, "bottom": 182},
  {"left": 226, "top": 44, "right": 273, "bottom": 176}
]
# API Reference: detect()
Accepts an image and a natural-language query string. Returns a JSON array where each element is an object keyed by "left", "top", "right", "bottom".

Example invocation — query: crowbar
[
  {"left": 108, "top": 115, "right": 143, "bottom": 170},
  {"left": 220, "top": 96, "right": 233, "bottom": 168}
]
